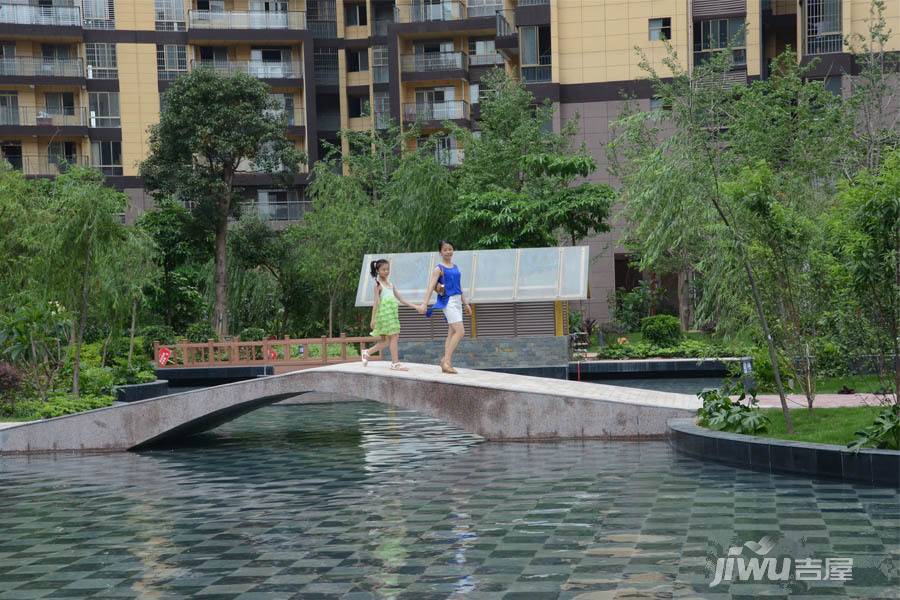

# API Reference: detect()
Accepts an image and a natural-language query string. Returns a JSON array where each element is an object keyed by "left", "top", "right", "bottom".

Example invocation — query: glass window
[
  {"left": 520, "top": 26, "right": 538, "bottom": 66},
  {"left": 88, "top": 91, "right": 120, "bottom": 127},
  {"left": 347, "top": 49, "right": 368, "bottom": 72},
  {"left": 469, "top": 83, "right": 479, "bottom": 105},
  {"left": 516, "top": 248, "right": 560, "bottom": 299},
  {"left": 85, "top": 43, "right": 117, "bottom": 79},
  {"left": 649, "top": 18, "right": 671, "bottom": 41},
  {"left": 157, "top": 44, "right": 187, "bottom": 79},
  {"left": 345, "top": 3, "right": 367, "bottom": 26},
  {"left": 91, "top": 141, "right": 122, "bottom": 175},
  {"left": 472, "top": 249, "right": 517, "bottom": 302},
  {"left": 155, "top": 0, "right": 185, "bottom": 30},
  {"left": 693, "top": 17, "right": 746, "bottom": 66}
]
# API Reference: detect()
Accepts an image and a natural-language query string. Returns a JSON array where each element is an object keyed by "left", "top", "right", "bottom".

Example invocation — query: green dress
[{"left": 371, "top": 282, "right": 402, "bottom": 337}]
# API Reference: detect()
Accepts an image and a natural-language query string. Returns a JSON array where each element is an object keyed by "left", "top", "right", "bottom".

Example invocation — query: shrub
[
  {"left": 185, "top": 321, "right": 216, "bottom": 343},
  {"left": 568, "top": 310, "right": 583, "bottom": 334},
  {"left": 140, "top": 325, "right": 177, "bottom": 356},
  {"left": 239, "top": 327, "right": 267, "bottom": 341},
  {"left": 610, "top": 280, "right": 664, "bottom": 331},
  {"left": 640, "top": 315, "right": 682, "bottom": 347},
  {"left": 848, "top": 404, "right": 900, "bottom": 451},
  {"left": 1, "top": 393, "right": 114, "bottom": 421},
  {"left": 697, "top": 383, "right": 769, "bottom": 435},
  {"left": 80, "top": 366, "right": 115, "bottom": 396},
  {"left": 0, "top": 361, "right": 22, "bottom": 395},
  {"left": 750, "top": 346, "right": 796, "bottom": 393}
]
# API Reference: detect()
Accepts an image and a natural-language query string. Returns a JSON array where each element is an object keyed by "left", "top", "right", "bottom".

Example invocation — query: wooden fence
[{"left": 154, "top": 335, "right": 381, "bottom": 374}]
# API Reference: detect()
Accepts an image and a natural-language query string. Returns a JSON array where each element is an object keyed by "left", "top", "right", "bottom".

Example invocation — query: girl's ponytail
[{"left": 370, "top": 259, "right": 388, "bottom": 278}]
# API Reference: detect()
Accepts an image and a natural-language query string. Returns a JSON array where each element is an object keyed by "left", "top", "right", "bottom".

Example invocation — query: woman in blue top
[{"left": 418, "top": 240, "right": 472, "bottom": 374}]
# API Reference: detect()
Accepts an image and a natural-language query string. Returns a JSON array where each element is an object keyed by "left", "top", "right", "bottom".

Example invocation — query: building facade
[{"left": 0, "top": 0, "right": 896, "bottom": 319}]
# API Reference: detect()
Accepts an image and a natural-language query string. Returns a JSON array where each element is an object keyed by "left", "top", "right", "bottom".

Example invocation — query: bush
[
  {"left": 750, "top": 346, "right": 796, "bottom": 393},
  {"left": 3, "top": 393, "right": 115, "bottom": 421},
  {"left": 849, "top": 404, "right": 900, "bottom": 451},
  {"left": 567, "top": 310, "right": 583, "bottom": 334},
  {"left": 140, "top": 325, "right": 177, "bottom": 356},
  {"left": 610, "top": 280, "right": 664, "bottom": 331},
  {"left": 640, "top": 315, "right": 682, "bottom": 347},
  {"left": 112, "top": 365, "right": 157, "bottom": 385},
  {"left": 0, "top": 361, "right": 22, "bottom": 395},
  {"left": 239, "top": 327, "right": 267, "bottom": 341},
  {"left": 697, "top": 383, "right": 769, "bottom": 435},
  {"left": 185, "top": 321, "right": 216, "bottom": 343},
  {"left": 596, "top": 339, "right": 751, "bottom": 360},
  {"left": 80, "top": 366, "right": 115, "bottom": 396}
]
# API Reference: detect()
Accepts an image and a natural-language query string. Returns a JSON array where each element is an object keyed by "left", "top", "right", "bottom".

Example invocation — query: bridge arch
[{"left": 0, "top": 363, "right": 699, "bottom": 454}]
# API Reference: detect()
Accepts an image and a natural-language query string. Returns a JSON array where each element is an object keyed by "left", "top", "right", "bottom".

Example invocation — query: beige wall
[
  {"left": 846, "top": 0, "right": 900, "bottom": 52},
  {"left": 118, "top": 43, "right": 161, "bottom": 176}
]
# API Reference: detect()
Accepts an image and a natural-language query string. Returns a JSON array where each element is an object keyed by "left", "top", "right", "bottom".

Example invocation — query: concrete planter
[
  {"left": 115, "top": 380, "right": 169, "bottom": 403},
  {"left": 668, "top": 418, "right": 899, "bottom": 487}
]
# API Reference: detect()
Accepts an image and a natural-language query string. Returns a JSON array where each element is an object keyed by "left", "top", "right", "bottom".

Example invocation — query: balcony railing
[
  {"left": 373, "top": 64, "right": 389, "bottom": 83},
  {"left": 435, "top": 148, "right": 463, "bottom": 166},
  {"left": 308, "top": 19, "right": 337, "bottom": 38},
  {"left": 0, "top": 57, "right": 84, "bottom": 78},
  {"left": 0, "top": 106, "right": 88, "bottom": 127},
  {"left": 372, "top": 20, "right": 392, "bottom": 35},
  {"left": 4, "top": 154, "right": 90, "bottom": 175},
  {"left": 241, "top": 200, "right": 312, "bottom": 222},
  {"left": 375, "top": 110, "right": 390, "bottom": 129},
  {"left": 469, "top": 52, "right": 503, "bottom": 66},
  {"left": 265, "top": 106, "right": 306, "bottom": 127},
  {"left": 0, "top": 3, "right": 81, "bottom": 26},
  {"left": 192, "top": 60, "right": 302, "bottom": 79},
  {"left": 496, "top": 10, "right": 515, "bottom": 37},
  {"left": 401, "top": 51, "right": 468, "bottom": 73},
  {"left": 403, "top": 100, "right": 469, "bottom": 122},
  {"left": 395, "top": 1, "right": 465, "bottom": 23},
  {"left": 517, "top": 0, "right": 549, "bottom": 5},
  {"left": 188, "top": 10, "right": 306, "bottom": 30},
  {"left": 521, "top": 64, "right": 551, "bottom": 83},
  {"left": 466, "top": 1, "right": 502, "bottom": 18}
]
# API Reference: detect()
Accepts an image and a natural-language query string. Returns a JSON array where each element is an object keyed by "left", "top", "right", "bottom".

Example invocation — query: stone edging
[
  {"left": 115, "top": 380, "right": 169, "bottom": 403},
  {"left": 667, "top": 418, "right": 899, "bottom": 487}
]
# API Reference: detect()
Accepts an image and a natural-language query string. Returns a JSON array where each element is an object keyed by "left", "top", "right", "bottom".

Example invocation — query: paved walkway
[{"left": 754, "top": 393, "right": 895, "bottom": 408}]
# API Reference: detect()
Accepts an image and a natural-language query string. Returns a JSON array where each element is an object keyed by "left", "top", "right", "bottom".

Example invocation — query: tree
[
  {"left": 451, "top": 70, "right": 612, "bottom": 249},
  {"left": 299, "top": 162, "right": 381, "bottom": 336},
  {"left": 43, "top": 167, "right": 128, "bottom": 397},
  {"left": 136, "top": 197, "right": 211, "bottom": 329},
  {"left": 835, "top": 149, "right": 900, "bottom": 398},
  {"left": 140, "top": 68, "right": 305, "bottom": 337}
]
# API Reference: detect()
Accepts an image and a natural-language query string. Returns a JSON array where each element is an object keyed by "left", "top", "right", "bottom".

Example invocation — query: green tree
[
  {"left": 43, "top": 167, "right": 128, "bottom": 397},
  {"left": 140, "top": 68, "right": 305, "bottom": 336},
  {"left": 835, "top": 149, "right": 900, "bottom": 398},
  {"left": 451, "top": 70, "right": 612, "bottom": 248}
]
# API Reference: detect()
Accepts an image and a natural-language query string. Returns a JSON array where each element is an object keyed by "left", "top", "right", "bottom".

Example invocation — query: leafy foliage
[
  {"left": 640, "top": 315, "right": 682, "bottom": 347},
  {"left": 697, "top": 383, "right": 770, "bottom": 435},
  {"left": 848, "top": 404, "right": 900, "bottom": 451}
]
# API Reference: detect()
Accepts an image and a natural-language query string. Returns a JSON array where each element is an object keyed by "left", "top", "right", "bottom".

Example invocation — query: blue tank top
[{"left": 425, "top": 263, "right": 462, "bottom": 317}]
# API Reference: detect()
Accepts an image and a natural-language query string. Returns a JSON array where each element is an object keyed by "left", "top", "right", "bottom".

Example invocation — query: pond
[{"left": 1, "top": 401, "right": 897, "bottom": 599}]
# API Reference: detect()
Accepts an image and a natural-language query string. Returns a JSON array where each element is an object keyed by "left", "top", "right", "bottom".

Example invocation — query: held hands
[
  {"left": 464, "top": 302, "right": 473, "bottom": 316},
  {"left": 416, "top": 303, "right": 426, "bottom": 314}
]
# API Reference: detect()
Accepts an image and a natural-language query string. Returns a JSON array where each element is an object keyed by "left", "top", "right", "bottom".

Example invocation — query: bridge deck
[{"left": 0, "top": 362, "right": 700, "bottom": 454}]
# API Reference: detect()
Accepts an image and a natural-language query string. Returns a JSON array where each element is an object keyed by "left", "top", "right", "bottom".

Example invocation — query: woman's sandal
[
  {"left": 361, "top": 349, "right": 370, "bottom": 366},
  {"left": 440, "top": 361, "right": 457, "bottom": 374},
  {"left": 390, "top": 362, "right": 408, "bottom": 371}
]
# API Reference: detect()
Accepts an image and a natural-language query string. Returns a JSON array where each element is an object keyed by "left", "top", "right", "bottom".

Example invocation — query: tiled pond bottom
[{"left": 1, "top": 402, "right": 897, "bottom": 600}]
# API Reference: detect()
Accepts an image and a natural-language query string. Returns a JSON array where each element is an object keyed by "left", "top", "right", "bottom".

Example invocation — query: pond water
[{"left": 1, "top": 401, "right": 897, "bottom": 599}]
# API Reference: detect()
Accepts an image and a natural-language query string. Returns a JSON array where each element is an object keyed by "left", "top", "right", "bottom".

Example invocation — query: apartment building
[{"left": 0, "top": 0, "right": 895, "bottom": 318}]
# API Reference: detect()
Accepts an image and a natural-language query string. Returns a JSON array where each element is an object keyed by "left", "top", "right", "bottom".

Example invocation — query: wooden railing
[{"left": 154, "top": 335, "right": 381, "bottom": 372}]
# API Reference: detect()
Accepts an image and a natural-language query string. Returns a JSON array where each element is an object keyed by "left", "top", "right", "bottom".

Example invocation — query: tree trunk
[
  {"left": 101, "top": 332, "right": 111, "bottom": 367},
  {"left": 328, "top": 294, "right": 335, "bottom": 338},
  {"left": 163, "top": 267, "right": 173, "bottom": 328},
  {"left": 213, "top": 198, "right": 229, "bottom": 338},
  {"left": 128, "top": 297, "right": 137, "bottom": 369},
  {"left": 677, "top": 267, "right": 693, "bottom": 331},
  {"left": 72, "top": 246, "right": 91, "bottom": 398}
]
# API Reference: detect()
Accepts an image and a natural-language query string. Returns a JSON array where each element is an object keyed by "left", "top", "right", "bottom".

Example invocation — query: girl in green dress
[{"left": 362, "top": 259, "right": 418, "bottom": 371}]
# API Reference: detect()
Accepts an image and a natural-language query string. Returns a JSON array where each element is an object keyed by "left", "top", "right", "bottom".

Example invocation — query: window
[
  {"left": 372, "top": 45, "right": 388, "bottom": 82},
  {"left": 348, "top": 95, "right": 368, "bottom": 118},
  {"left": 88, "top": 91, "right": 120, "bottom": 127},
  {"left": 347, "top": 48, "right": 369, "bottom": 72},
  {"left": 806, "top": 0, "right": 842, "bottom": 55},
  {"left": 155, "top": 0, "right": 185, "bottom": 30},
  {"left": 85, "top": 43, "right": 117, "bottom": 79},
  {"left": 373, "top": 91, "right": 389, "bottom": 128},
  {"left": 468, "top": 38, "right": 498, "bottom": 65},
  {"left": 650, "top": 96, "right": 672, "bottom": 111},
  {"left": 0, "top": 43, "right": 14, "bottom": 60},
  {"left": 157, "top": 44, "right": 187, "bottom": 79},
  {"left": 649, "top": 18, "right": 671, "bottom": 41},
  {"left": 91, "top": 141, "right": 122, "bottom": 175},
  {"left": 469, "top": 83, "right": 479, "bottom": 104},
  {"left": 83, "top": 0, "right": 115, "bottom": 29},
  {"left": 44, "top": 92, "right": 75, "bottom": 115},
  {"left": 251, "top": 189, "right": 305, "bottom": 221},
  {"left": 47, "top": 141, "right": 77, "bottom": 167},
  {"left": 693, "top": 18, "right": 746, "bottom": 66},
  {"left": 268, "top": 93, "right": 295, "bottom": 124},
  {"left": 345, "top": 3, "right": 367, "bottom": 26},
  {"left": 520, "top": 25, "right": 551, "bottom": 83},
  {"left": 41, "top": 45, "right": 72, "bottom": 60},
  {"left": 823, "top": 75, "right": 842, "bottom": 96}
]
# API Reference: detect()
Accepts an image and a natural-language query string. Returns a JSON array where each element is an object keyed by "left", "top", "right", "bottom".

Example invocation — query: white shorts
[{"left": 444, "top": 295, "right": 463, "bottom": 324}]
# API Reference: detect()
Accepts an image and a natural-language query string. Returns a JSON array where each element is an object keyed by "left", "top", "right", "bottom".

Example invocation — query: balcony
[
  {"left": 518, "top": 0, "right": 549, "bottom": 4},
  {"left": 0, "top": 3, "right": 81, "bottom": 27},
  {"left": 495, "top": 10, "right": 518, "bottom": 58},
  {"left": 403, "top": 100, "right": 469, "bottom": 125},
  {"left": 469, "top": 52, "right": 503, "bottom": 66},
  {"left": 435, "top": 147, "right": 463, "bottom": 166},
  {"left": 6, "top": 154, "right": 89, "bottom": 176},
  {"left": 241, "top": 199, "right": 311, "bottom": 222},
  {"left": 372, "top": 19, "right": 392, "bottom": 36},
  {"left": 466, "top": 1, "right": 502, "bottom": 18},
  {"left": 188, "top": 10, "right": 306, "bottom": 30},
  {"left": 192, "top": 60, "right": 303, "bottom": 80},
  {"left": 401, "top": 51, "right": 468, "bottom": 79},
  {"left": 522, "top": 54, "right": 551, "bottom": 83},
  {"left": 0, "top": 57, "right": 84, "bottom": 79},
  {"left": 395, "top": 1, "right": 465, "bottom": 23},
  {"left": 265, "top": 106, "right": 306, "bottom": 131},
  {"left": 0, "top": 106, "right": 88, "bottom": 131}
]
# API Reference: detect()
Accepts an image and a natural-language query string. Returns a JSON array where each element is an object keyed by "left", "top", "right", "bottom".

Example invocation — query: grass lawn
[
  {"left": 813, "top": 374, "right": 891, "bottom": 394},
  {"left": 757, "top": 406, "right": 881, "bottom": 446}
]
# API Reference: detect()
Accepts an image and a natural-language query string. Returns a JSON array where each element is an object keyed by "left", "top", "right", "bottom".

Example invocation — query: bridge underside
[{"left": 0, "top": 363, "right": 700, "bottom": 454}]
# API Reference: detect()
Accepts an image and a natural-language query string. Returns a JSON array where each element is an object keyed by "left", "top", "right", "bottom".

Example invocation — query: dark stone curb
[
  {"left": 115, "top": 380, "right": 169, "bottom": 403},
  {"left": 571, "top": 357, "right": 751, "bottom": 379},
  {"left": 667, "top": 418, "right": 899, "bottom": 487}
]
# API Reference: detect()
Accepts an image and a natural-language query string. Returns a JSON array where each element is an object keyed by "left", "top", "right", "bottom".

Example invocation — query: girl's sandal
[
  {"left": 361, "top": 349, "right": 370, "bottom": 366},
  {"left": 390, "top": 362, "right": 408, "bottom": 371},
  {"left": 440, "top": 361, "right": 455, "bottom": 374}
]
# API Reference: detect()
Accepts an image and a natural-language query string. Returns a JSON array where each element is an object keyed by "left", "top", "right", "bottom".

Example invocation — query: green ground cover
[{"left": 757, "top": 407, "right": 883, "bottom": 446}]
